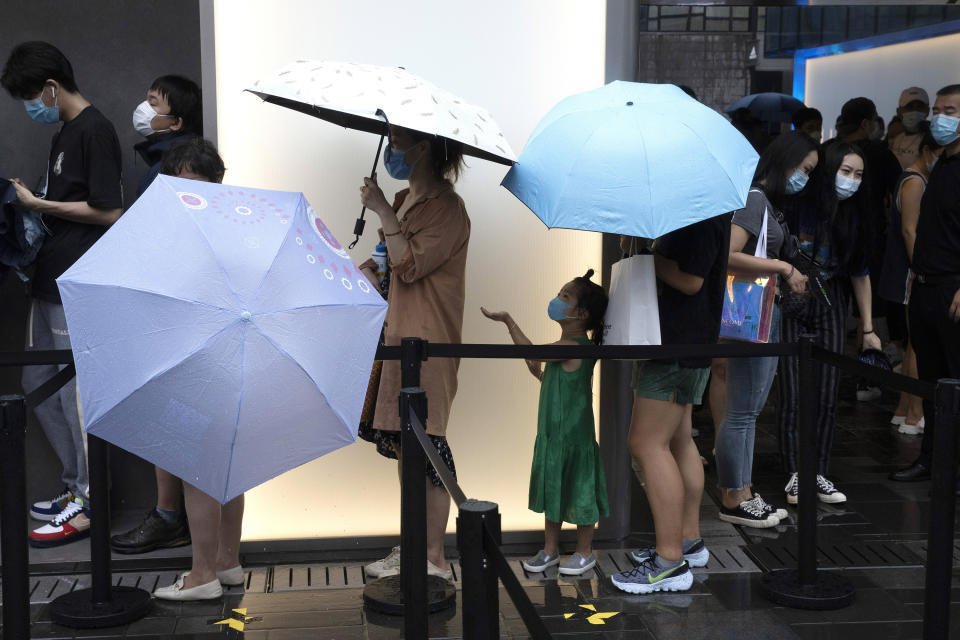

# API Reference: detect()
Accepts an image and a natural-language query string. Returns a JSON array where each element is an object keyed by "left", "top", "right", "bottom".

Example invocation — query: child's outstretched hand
[{"left": 481, "top": 307, "right": 511, "bottom": 323}]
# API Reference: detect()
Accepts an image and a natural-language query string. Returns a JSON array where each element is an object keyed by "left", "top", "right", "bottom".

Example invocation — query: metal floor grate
[
  {"left": 745, "top": 541, "right": 924, "bottom": 571},
  {"left": 0, "top": 546, "right": 762, "bottom": 604},
  {"left": 900, "top": 541, "right": 960, "bottom": 567}
]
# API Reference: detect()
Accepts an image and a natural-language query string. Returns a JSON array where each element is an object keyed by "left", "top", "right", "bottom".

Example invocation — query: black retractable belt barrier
[
  {"left": 50, "top": 434, "right": 153, "bottom": 628},
  {"left": 760, "top": 334, "right": 855, "bottom": 609},
  {"left": 923, "top": 379, "right": 960, "bottom": 640},
  {"left": 363, "top": 339, "right": 456, "bottom": 639},
  {"left": 458, "top": 500, "right": 500, "bottom": 640},
  {"left": 1, "top": 395, "right": 32, "bottom": 639}
]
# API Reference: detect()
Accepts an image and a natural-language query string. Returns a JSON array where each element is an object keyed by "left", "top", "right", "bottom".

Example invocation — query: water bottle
[{"left": 372, "top": 242, "right": 388, "bottom": 282}]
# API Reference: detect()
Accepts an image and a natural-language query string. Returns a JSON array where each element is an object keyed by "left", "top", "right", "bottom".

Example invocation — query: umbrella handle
[{"left": 349, "top": 134, "right": 387, "bottom": 250}]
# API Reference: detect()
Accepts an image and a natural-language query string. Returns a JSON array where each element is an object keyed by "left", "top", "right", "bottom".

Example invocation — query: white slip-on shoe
[
  {"left": 154, "top": 574, "right": 222, "bottom": 601},
  {"left": 365, "top": 545, "right": 401, "bottom": 578}
]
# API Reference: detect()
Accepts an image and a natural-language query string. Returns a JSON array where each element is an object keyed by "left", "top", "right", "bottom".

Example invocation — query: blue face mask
[
  {"left": 23, "top": 86, "right": 59, "bottom": 124},
  {"left": 930, "top": 114, "right": 960, "bottom": 146},
  {"left": 785, "top": 169, "right": 808, "bottom": 195},
  {"left": 547, "top": 297, "right": 573, "bottom": 321},
  {"left": 835, "top": 174, "right": 861, "bottom": 201},
  {"left": 383, "top": 145, "right": 413, "bottom": 181}
]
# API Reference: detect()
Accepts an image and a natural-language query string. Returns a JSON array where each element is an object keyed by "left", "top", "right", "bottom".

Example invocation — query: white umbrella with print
[
  {"left": 247, "top": 60, "right": 516, "bottom": 245},
  {"left": 57, "top": 175, "right": 388, "bottom": 503}
]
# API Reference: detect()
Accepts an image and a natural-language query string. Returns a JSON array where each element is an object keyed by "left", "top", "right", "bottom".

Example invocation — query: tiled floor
[{"left": 2, "top": 373, "right": 959, "bottom": 638}]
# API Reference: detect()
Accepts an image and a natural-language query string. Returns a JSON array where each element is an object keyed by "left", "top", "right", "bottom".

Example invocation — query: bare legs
[
  {"left": 893, "top": 342, "right": 924, "bottom": 424},
  {"left": 543, "top": 518, "right": 595, "bottom": 557},
  {"left": 395, "top": 444, "right": 451, "bottom": 571},
  {"left": 155, "top": 467, "right": 182, "bottom": 512},
  {"left": 180, "top": 483, "right": 244, "bottom": 589},
  {"left": 629, "top": 398, "right": 702, "bottom": 562}
]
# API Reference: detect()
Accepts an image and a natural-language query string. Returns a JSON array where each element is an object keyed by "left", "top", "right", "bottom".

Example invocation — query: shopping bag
[
  {"left": 604, "top": 253, "right": 661, "bottom": 345},
  {"left": 720, "top": 202, "right": 776, "bottom": 342}
]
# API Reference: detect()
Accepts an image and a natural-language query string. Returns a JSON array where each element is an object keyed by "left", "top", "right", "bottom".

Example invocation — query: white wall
[
  {"left": 803, "top": 31, "right": 960, "bottom": 140},
  {"left": 214, "top": 0, "right": 605, "bottom": 540}
]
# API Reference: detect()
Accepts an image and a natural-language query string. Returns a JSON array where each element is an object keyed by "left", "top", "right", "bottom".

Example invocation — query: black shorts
[{"left": 358, "top": 423, "right": 456, "bottom": 488}]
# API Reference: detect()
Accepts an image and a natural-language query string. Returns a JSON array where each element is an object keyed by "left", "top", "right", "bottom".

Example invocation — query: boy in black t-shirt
[
  {"left": 2, "top": 41, "right": 123, "bottom": 547},
  {"left": 611, "top": 216, "right": 730, "bottom": 594}
]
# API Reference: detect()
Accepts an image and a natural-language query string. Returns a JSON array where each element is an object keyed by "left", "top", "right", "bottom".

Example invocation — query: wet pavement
[{"left": 2, "top": 374, "right": 959, "bottom": 638}]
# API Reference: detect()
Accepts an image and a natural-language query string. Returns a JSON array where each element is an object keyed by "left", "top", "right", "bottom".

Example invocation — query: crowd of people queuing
[{"left": 2, "top": 39, "right": 959, "bottom": 599}]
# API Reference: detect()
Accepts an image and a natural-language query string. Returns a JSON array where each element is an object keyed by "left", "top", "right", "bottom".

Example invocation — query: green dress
[{"left": 528, "top": 337, "right": 610, "bottom": 526}]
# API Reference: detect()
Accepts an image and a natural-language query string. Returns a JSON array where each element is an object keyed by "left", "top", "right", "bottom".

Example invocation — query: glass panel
[
  {"left": 908, "top": 6, "right": 942, "bottom": 28},
  {"left": 848, "top": 6, "right": 875, "bottom": 41},
  {"left": 706, "top": 18, "right": 729, "bottom": 32},
  {"left": 779, "top": 7, "right": 799, "bottom": 52},
  {"left": 646, "top": 19, "right": 658, "bottom": 33},
  {"left": 705, "top": 7, "right": 729, "bottom": 19},
  {"left": 732, "top": 7, "right": 749, "bottom": 20},
  {"left": 647, "top": 6, "right": 658, "bottom": 20},
  {"left": 660, "top": 6, "right": 689, "bottom": 18},
  {"left": 732, "top": 20, "right": 749, "bottom": 33},
  {"left": 660, "top": 17, "right": 688, "bottom": 31},
  {"left": 877, "top": 6, "right": 908, "bottom": 34},
  {"left": 799, "top": 7, "right": 822, "bottom": 49},
  {"left": 821, "top": 7, "right": 847, "bottom": 45},
  {"left": 690, "top": 16, "right": 704, "bottom": 32}
]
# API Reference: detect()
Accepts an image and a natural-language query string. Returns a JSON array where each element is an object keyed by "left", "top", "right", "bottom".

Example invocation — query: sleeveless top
[{"left": 878, "top": 170, "right": 926, "bottom": 305}]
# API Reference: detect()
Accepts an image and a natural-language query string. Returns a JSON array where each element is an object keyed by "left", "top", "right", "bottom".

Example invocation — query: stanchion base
[
  {"left": 50, "top": 586, "right": 153, "bottom": 628},
  {"left": 760, "top": 569, "right": 854, "bottom": 610},
  {"left": 362, "top": 575, "right": 456, "bottom": 615}
]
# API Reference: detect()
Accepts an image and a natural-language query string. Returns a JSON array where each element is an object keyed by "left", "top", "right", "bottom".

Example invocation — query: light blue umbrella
[
  {"left": 501, "top": 82, "right": 759, "bottom": 239},
  {"left": 57, "top": 175, "right": 387, "bottom": 503},
  {"left": 725, "top": 92, "right": 805, "bottom": 123}
]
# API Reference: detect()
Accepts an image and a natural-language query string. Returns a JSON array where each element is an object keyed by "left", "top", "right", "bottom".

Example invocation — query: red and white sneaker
[{"left": 29, "top": 499, "right": 91, "bottom": 548}]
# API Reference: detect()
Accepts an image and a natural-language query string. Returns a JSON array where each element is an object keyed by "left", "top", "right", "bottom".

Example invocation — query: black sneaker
[
  {"left": 111, "top": 509, "right": 191, "bottom": 554},
  {"left": 749, "top": 494, "right": 788, "bottom": 520},
  {"left": 719, "top": 501, "right": 780, "bottom": 528}
]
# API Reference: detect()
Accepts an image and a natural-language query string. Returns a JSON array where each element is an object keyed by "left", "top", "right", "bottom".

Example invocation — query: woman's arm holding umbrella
[{"left": 361, "top": 177, "right": 410, "bottom": 261}]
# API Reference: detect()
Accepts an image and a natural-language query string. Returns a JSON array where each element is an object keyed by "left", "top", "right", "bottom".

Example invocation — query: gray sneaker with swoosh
[{"left": 611, "top": 555, "right": 693, "bottom": 594}]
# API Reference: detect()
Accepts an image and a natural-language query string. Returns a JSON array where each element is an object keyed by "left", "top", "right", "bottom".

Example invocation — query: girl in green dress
[{"left": 482, "top": 270, "right": 609, "bottom": 576}]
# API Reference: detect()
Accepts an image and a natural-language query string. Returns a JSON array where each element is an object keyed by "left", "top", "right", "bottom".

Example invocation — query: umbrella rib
[
  {"left": 161, "top": 179, "right": 243, "bottom": 308},
  {"left": 248, "top": 322, "right": 349, "bottom": 430},
  {"left": 60, "top": 282, "right": 237, "bottom": 314},
  {"left": 221, "top": 322, "right": 248, "bottom": 504},
  {"left": 247, "top": 196, "right": 301, "bottom": 307}
]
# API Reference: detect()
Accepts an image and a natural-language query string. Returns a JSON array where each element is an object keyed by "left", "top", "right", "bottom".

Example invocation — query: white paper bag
[{"left": 604, "top": 254, "right": 661, "bottom": 345}]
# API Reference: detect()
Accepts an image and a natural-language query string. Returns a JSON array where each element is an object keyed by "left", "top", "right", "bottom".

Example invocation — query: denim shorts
[{"left": 631, "top": 360, "right": 711, "bottom": 405}]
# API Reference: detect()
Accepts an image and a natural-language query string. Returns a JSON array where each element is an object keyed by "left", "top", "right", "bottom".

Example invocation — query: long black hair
[
  {"left": 572, "top": 270, "right": 608, "bottom": 346},
  {"left": 751, "top": 131, "right": 819, "bottom": 213},
  {"left": 804, "top": 141, "right": 872, "bottom": 273}
]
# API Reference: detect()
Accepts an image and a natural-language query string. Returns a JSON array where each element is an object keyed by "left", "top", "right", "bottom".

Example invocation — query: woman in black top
[
  {"left": 878, "top": 125, "right": 943, "bottom": 435},
  {"left": 779, "top": 141, "right": 881, "bottom": 505}
]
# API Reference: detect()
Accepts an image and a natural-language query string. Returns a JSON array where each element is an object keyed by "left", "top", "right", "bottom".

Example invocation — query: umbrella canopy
[
  {"left": 725, "top": 92, "right": 805, "bottom": 123},
  {"left": 501, "top": 81, "right": 759, "bottom": 239},
  {"left": 58, "top": 175, "right": 387, "bottom": 503},
  {"left": 248, "top": 60, "right": 516, "bottom": 165}
]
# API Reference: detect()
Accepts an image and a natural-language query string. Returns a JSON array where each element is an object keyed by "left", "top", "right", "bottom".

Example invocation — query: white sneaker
[
  {"left": 898, "top": 418, "right": 925, "bottom": 435},
  {"left": 816, "top": 475, "right": 846, "bottom": 503},
  {"left": 366, "top": 545, "right": 401, "bottom": 578},
  {"left": 427, "top": 560, "right": 453, "bottom": 581},
  {"left": 890, "top": 415, "right": 906, "bottom": 426}
]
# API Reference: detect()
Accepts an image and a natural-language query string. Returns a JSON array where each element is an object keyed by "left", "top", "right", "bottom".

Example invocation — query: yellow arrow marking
[
  {"left": 213, "top": 618, "right": 246, "bottom": 631},
  {"left": 586, "top": 612, "right": 620, "bottom": 625},
  {"left": 232, "top": 608, "right": 247, "bottom": 615},
  {"left": 579, "top": 604, "right": 597, "bottom": 612}
]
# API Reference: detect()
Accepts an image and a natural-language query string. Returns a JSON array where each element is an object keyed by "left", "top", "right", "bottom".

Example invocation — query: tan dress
[{"left": 373, "top": 186, "right": 470, "bottom": 436}]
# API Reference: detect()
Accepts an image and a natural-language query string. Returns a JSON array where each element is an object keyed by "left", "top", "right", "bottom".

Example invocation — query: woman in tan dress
[{"left": 358, "top": 125, "right": 469, "bottom": 580}]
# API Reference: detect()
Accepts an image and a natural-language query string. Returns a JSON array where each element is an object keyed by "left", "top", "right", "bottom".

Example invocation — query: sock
[
  {"left": 155, "top": 507, "right": 181, "bottom": 524},
  {"left": 682, "top": 537, "right": 702, "bottom": 553},
  {"left": 655, "top": 554, "right": 683, "bottom": 570}
]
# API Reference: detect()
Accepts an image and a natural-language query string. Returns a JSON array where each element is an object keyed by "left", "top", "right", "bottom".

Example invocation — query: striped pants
[{"left": 777, "top": 278, "right": 849, "bottom": 475}]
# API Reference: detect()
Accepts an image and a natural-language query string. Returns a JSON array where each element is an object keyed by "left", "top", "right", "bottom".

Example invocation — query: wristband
[
  {"left": 786, "top": 264, "right": 795, "bottom": 280},
  {"left": 863, "top": 329, "right": 875, "bottom": 335}
]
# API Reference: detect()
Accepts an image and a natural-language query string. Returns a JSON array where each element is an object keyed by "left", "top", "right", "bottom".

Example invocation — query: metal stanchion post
[
  {"left": 50, "top": 435, "right": 152, "bottom": 627},
  {"left": 760, "top": 335, "right": 854, "bottom": 609},
  {"left": 1, "top": 395, "right": 32, "bottom": 639},
  {"left": 363, "top": 338, "right": 455, "bottom": 629},
  {"left": 458, "top": 499, "right": 500, "bottom": 640},
  {"left": 922, "top": 379, "right": 960, "bottom": 640}
]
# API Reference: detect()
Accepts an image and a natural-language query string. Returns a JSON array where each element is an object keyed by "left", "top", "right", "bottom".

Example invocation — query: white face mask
[{"left": 132, "top": 100, "right": 169, "bottom": 137}]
